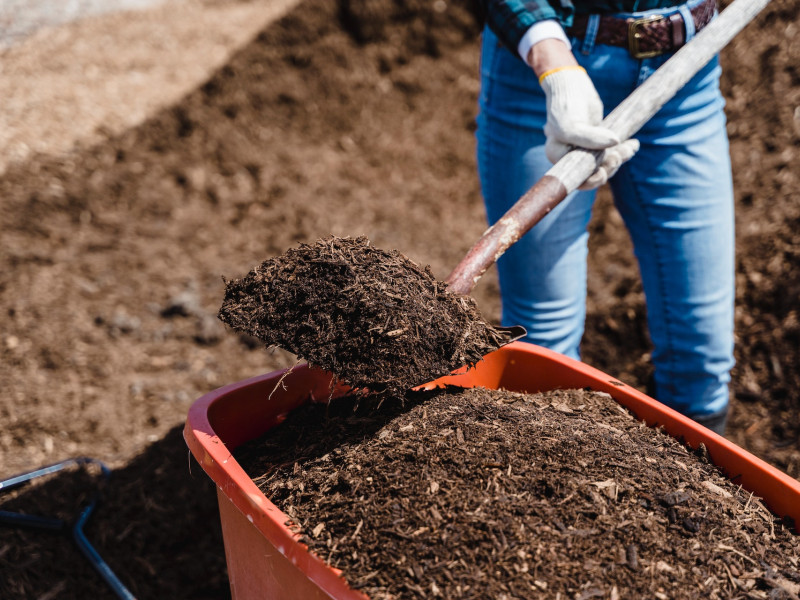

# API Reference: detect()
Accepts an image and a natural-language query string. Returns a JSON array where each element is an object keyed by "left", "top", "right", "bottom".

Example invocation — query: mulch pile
[
  {"left": 237, "top": 387, "right": 800, "bottom": 600},
  {"left": 218, "top": 236, "right": 513, "bottom": 394}
]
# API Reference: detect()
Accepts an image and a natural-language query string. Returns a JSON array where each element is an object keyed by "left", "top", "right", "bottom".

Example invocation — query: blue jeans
[{"left": 475, "top": 2, "right": 734, "bottom": 418}]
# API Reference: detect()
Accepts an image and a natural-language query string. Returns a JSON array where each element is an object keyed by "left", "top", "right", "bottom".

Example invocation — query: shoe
[{"left": 690, "top": 406, "right": 729, "bottom": 436}]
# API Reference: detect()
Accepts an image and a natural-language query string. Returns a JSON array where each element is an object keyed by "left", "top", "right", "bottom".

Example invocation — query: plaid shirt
[{"left": 480, "top": 0, "right": 683, "bottom": 55}]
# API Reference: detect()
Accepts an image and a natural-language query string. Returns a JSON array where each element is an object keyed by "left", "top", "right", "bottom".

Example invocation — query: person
[{"left": 476, "top": 0, "right": 733, "bottom": 435}]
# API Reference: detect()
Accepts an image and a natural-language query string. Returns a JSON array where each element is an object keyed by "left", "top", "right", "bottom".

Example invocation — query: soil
[
  {"left": 236, "top": 386, "right": 800, "bottom": 600},
  {"left": 0, "top": 0, "right": 798, "bottom": 597},
  {"left": 218, "top": 235, "right": 512, "bottom": 394}
]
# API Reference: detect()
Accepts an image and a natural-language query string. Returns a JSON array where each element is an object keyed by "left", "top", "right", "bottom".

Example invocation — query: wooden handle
[
  {"left": 446, "top": 175, "right": 568, "bottom": 295},
  {"left": 446, "top": 0, "right": 771, "bottom": 296}
]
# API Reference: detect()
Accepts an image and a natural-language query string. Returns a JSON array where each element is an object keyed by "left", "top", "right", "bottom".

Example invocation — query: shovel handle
[{"left": 446, "top": 0, "right": 771, "bottom": 296}]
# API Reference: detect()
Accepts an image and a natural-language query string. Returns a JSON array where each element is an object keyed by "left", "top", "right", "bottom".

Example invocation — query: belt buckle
[{"left": 628, "top": 14, "right": 666, "bottom": 59}]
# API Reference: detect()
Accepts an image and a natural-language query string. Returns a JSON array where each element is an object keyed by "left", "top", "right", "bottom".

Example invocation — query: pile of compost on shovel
[
  {"left": 236, "top": 387, "right": 800, "bottom": 600},
  {"left": 218, "top": 236, "right": 514, "bottom": 394}
]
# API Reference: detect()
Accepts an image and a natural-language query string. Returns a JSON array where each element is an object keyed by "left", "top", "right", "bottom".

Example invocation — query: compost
[
  {"left": 218, "top": 236, "right": 513, "bottom": 394},
  {"left": 237, "top": 387, "right": 800, "bottom": 600}
]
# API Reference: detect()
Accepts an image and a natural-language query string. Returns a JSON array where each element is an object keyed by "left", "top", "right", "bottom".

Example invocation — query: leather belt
[{"left": 566, "top": 0, "right": 717, "bottom": 59}]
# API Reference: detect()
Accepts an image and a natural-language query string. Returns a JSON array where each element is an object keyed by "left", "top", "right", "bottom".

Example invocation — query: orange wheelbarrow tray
[{"left": 184, "top": 341, "right": 800, "bottom": 600}]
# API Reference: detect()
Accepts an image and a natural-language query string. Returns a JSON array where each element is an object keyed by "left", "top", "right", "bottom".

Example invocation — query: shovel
[{"left": 446, "top": 0, "right": 771, "bottom": 297}]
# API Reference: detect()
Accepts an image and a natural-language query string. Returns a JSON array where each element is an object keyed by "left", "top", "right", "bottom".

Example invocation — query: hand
[
  {"left": 580, "top": 137, "right": 640, "bottom": 189},
  {"left": 538, "top": 64, "right": 639, "bottom": 189}
]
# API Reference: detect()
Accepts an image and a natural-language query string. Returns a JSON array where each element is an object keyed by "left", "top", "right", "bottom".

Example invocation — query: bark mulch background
[
  {"left": 236, "top": 387, "right": 800, "bottom": 600},
  {"left": 1, "top": 0, "right": 798, "bottom": 597}
]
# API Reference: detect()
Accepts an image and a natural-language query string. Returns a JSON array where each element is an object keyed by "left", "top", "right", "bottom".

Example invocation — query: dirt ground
[{"left": 1, "top": 0, "right": 798, "bottom": 597}]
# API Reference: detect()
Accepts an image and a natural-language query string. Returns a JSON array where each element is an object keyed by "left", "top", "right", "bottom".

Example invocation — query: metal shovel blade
[{"left": 496, "top": 325, "right": 527, "bottom": 345}]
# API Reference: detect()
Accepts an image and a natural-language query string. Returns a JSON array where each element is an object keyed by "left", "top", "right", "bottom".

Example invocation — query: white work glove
[{"left": 539, "top": 65, "right": 640, "bottom": 190}]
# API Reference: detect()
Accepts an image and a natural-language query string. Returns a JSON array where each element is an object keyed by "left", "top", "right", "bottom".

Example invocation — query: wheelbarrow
[{"left": 184, "top": 342, "right": 800, "bottom": 599}]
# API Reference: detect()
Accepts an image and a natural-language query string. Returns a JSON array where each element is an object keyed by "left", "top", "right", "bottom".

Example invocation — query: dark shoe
[{"left": 690, "top": 406, "right": 729, "bottom": 436}]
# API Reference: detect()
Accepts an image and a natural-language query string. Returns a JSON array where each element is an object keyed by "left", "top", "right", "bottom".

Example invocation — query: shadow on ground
[{"left": 0, "top": 426, "right": 229, "bottom": 599}]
